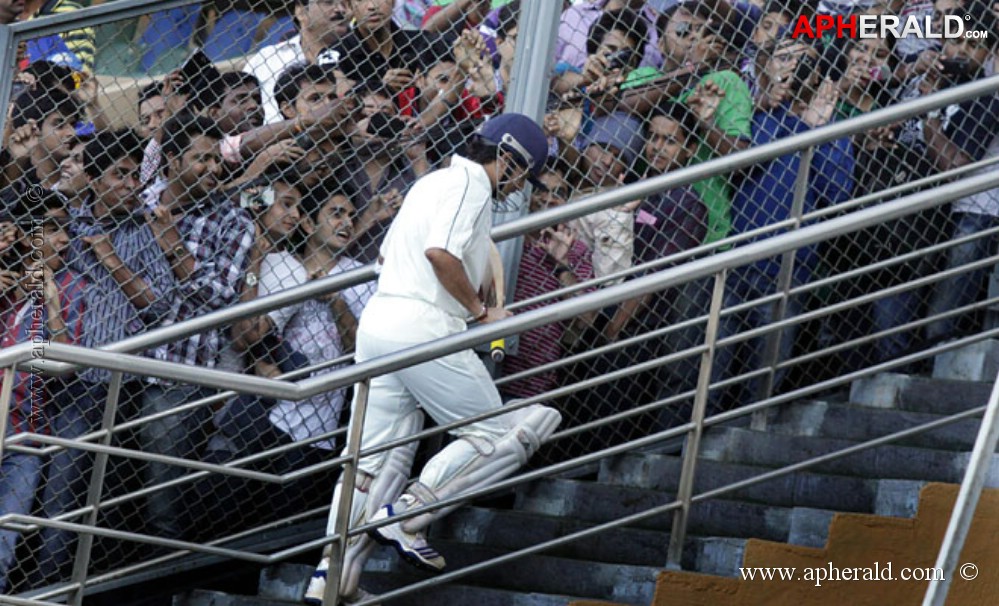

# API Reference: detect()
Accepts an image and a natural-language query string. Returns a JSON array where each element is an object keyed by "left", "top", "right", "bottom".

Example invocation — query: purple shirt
[{"left": 555, "top": 0, "right": 664, "bottom": 71}]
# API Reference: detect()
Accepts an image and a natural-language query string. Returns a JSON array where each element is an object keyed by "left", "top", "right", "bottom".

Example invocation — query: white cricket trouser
[{"left": 348, "top": 299, "right": 510, "bottom": 478}]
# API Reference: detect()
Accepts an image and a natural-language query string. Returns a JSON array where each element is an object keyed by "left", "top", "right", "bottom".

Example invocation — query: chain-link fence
[{"left": 4, "top": 0, "right": 999, "bottom": 600}]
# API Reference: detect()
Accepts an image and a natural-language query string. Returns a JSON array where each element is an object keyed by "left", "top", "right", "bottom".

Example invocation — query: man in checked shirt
[{"left": 139, "top": 112, "right": 255, "bottom": 539}]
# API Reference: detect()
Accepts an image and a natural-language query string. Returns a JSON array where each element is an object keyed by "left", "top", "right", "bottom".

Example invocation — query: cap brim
[{"left": 528, "top": 175, "right": 548, "bottom": 192}]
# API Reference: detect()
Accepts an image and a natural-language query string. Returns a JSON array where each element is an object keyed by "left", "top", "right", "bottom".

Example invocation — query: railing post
[
  {"left": 0, "top": 23, "right": 19, "bottom": 142},
  {"left": 0, "top": 365, "right": 15, "bottom": 461},
  {"left": 323, "top": 378, "right": 370, "bottom": 606},
  {"left": 753, "top": 146, "right": 813, "bottom": 430},
  {"left": 667, "top": 270, "right": 727, "bottom": 568},
  {"left": 923, "top": 373, "right": 999, "bottom": 606},
  {"left": 67, "top": 372, "right": 124, "bottom": 606}
]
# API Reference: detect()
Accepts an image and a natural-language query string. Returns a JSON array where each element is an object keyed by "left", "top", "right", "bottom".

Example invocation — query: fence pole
[
  {"left": 923, "top": 373, "right": 999, "bottom": 606},
  {"left": 491, "top": 0, "right": 562, "bottom": 337},
  {"left": 68, "top": 372, "right": 124, "bottom": 605},
  {"left": 323, "top": 378, "right": 370, "bottom": 605},
  {"left": 667, "top": 270, "right": 727, "bottom": 568},
  {"left": 0, "top": 365, "right": 15, "bottom": 461},
  {"left": 0, "top": 24, "right": 18, "bottom": 144},
  {"left": 753, "top": 146, "right": 813, "bottom": 429}
]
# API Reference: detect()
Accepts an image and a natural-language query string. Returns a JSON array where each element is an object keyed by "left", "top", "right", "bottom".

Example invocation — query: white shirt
[
  {"left": 363, "top": 155, "right": 494, "bottom": 339},
  {"left": 260, "top": 252, "right": 375, "bottom": 449},
  {"left": 243, "top": 34, "right": 306, "bottom": 124}
]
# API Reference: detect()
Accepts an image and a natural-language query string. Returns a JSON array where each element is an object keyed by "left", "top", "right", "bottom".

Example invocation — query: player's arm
[{"left": 425, "top": 248, "right": 508, "bottom": 323}]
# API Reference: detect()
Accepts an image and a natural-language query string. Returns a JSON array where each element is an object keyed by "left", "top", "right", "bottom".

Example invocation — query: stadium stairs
[{"left": 161, "top": 341, "right": 999, "bottom": 606}]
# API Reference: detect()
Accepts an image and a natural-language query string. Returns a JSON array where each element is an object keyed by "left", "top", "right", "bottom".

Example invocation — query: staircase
[{"left": 169, "top": 342, "right": 999, "bottom": 606}]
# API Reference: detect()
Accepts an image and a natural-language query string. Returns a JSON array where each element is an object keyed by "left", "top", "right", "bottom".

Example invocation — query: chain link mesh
[{"left": 3, "top": 0, "right": 999, "bottom": 596}]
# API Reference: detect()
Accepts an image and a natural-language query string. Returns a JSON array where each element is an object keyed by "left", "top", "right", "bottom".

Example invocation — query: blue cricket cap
[{"left": 476, "top": 113, "right": 550, "bottom": 189}]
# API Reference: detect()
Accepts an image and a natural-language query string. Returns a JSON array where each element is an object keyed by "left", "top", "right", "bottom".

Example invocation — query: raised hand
[
  {"left": 538, "top": 224, "right": 576, "bottom": 265},
  {"left": 7, "top": 119, "right": 40, "bottom": 161},
  {"left": 687, "top": 80, "right": 726, "bottom": 124},
  {"left": 801, "top": 78, "right": 839, "bottom": 128},
  {"left": 81, "top": 234, "right": 116, "bottom": 265}
]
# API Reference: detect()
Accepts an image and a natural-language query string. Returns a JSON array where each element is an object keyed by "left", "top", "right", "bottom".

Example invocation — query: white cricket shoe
[
  {"left": 368, "top": 504, "right": 446, "bottom": 572},
  {"left": 302, "top": 555, "right": 379, "bottom": 605}
]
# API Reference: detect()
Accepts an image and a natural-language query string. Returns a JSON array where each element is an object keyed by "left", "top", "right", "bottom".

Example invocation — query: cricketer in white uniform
[{"left": 305, "top": 113, "right": 562, "bottom": 605}]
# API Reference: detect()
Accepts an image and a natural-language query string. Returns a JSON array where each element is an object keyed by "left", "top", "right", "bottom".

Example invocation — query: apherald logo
[{"left": 791, "top": 14, "right": 989, "bottom": 40}]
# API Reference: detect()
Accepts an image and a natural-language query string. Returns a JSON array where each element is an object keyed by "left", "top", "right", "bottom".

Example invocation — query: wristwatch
[
  {"left": 170, "top": 244, "right": 187, "bottom": 259},
  {"left": 245, "top": 272, "right": 259, "bottom": 288}
]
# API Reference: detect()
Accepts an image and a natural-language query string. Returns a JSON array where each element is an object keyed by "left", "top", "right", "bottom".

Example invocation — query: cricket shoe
[
  {"left": 302, "top": 556, "right": 379, "bottom": 606},
  {"left": 368, "top": 503, "right": 446, "bottom": 572}
]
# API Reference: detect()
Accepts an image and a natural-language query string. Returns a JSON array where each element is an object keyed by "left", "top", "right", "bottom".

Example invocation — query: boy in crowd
[
  {"left": 32, "top": 129, "right": 176, "bottom": 582},
  {"left": 501, "top": 160, "right": 596, "bottom": 401},
  {"left": 139, "top": 113, "right": 255, "bottom": 539},
  {"left": 1, "top": 86, "right": 81, "bottom": 193},
  {"left": 323, "top": 0, "right": 452, "bottom": 103},
  {"left": 0, "top": 192, "right": 85, "bottom": 593},
  {"left": 243, "top": 0, "right": 352, "bottom": 123}
]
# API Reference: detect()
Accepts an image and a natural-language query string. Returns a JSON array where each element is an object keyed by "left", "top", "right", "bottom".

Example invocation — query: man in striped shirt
[
  {"left": 139, "top": 113, "right": 255, "bottom": 539},
  {"left": 0, "top": 193, "right": 85, "bottom": 593},
  {"left": 33, "top": 129, "right": 176, "bottom": 583}
]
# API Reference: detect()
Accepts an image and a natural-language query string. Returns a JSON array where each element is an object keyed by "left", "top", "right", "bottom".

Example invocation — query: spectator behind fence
[
  {"left": 551, "top": 7, "right": 650, "bottom": 97},
  {"left": 273, "top": 63, "right": 355, "bottom": 149},
  {"left": 244, "top": 0, "right": 351, "bottom": 123},
  {"left": 0, "top": 192, "right": 84, "bottom": 594},
  {"left": 556, "top": 0, "right": 664, "bottom": 71},
  {"left": 138, "top": 113, "right": 255, "bottom": 540},
  {"left": 52, "top": 134, "right": 91, "bottom": 211},
  {"left": 740, "top": 0, "right": 810, "bottom": 90},
  {"left": 921, "top": 1, "right": 999, "bottom": 342},
  {"left": 711, "top": 37, "right": 855, "bottom": 409},
  {"left": 618, "top": 1, "right": 753, "bottom": 246},
  {"left": 500, "top": 160, "right": 596, "bottom": 402},
  {"left": 604, "top": 103, "right": 708, "bottom": 391},
  {"left": 209, "top": 180, "right": 375, "bottom": 528},
  {"left": 323, "top": 0, "right": 454, "bottom": 111},
  {"left": 819, "top": 34, "right": 931, "bottom": 368},
  {"left": 344, "top": 84, "right": 428, "bottom": 263},
  {"left": 571, "top": 113, "right": 643, "bottom": 284},
  {"left": 1, "top": 86, "right": 82, "bottom": 193},
  {"left": 136, "top": 83, "right": 167, "bottom": 144},
  {"left": 564, "top": 103, "right": 709, "bottom": 452},
  {"left": 30, "top": 130, "right": 177, "bottom": 584}
]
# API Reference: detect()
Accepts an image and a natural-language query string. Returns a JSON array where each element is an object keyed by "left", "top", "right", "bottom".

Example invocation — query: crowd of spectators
[{"left": 3, "top": 0, "right": 999, "bottom": 592}]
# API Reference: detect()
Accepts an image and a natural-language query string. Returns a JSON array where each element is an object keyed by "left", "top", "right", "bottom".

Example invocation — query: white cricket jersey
[{"left": 361, "top": 155, "right": 494, "bottom": 339}]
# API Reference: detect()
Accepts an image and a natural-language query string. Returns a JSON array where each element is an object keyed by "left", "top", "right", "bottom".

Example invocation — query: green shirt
[{"left": 675, "top": 70, "right": 753, "bottom": 244}]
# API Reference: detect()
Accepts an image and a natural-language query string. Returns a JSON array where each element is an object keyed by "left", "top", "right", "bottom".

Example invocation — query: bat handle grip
[{"left": 490, "top": 339, "right": 506, "bottom": 363}]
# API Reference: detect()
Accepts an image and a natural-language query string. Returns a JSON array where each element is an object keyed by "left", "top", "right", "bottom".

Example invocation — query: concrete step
[
  {"left": 931, "top": 338, "right": 999, "bottom": 382},
  {"left": 432, "top": 506, "right": 669, "bottom": 567},
  {"left": 699, "top": 427, "right": 999, "bottom": 486},
  {"left": 363, "top": 540, "right": 659, "bottom": 605},
  {"left": 770, "top": 400, "right": 985, "bottom": 452},
  {"left": 433, "top": 506, "right": 747, "bottom": 577},
  {"left": 599, "top": 452, "right": 876, "bottom": 513},
  {"left": 850, "top": 373, "right": 992, "bottom": 415},
  {"left": 263, "top": 550, "right": 656, "bottom": 605},
  {"left": 514, "top": 478, "right": 793, "bottom": 541},
  {"left": 175, "top": 589, "right": 294, "bottom": 606}
]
